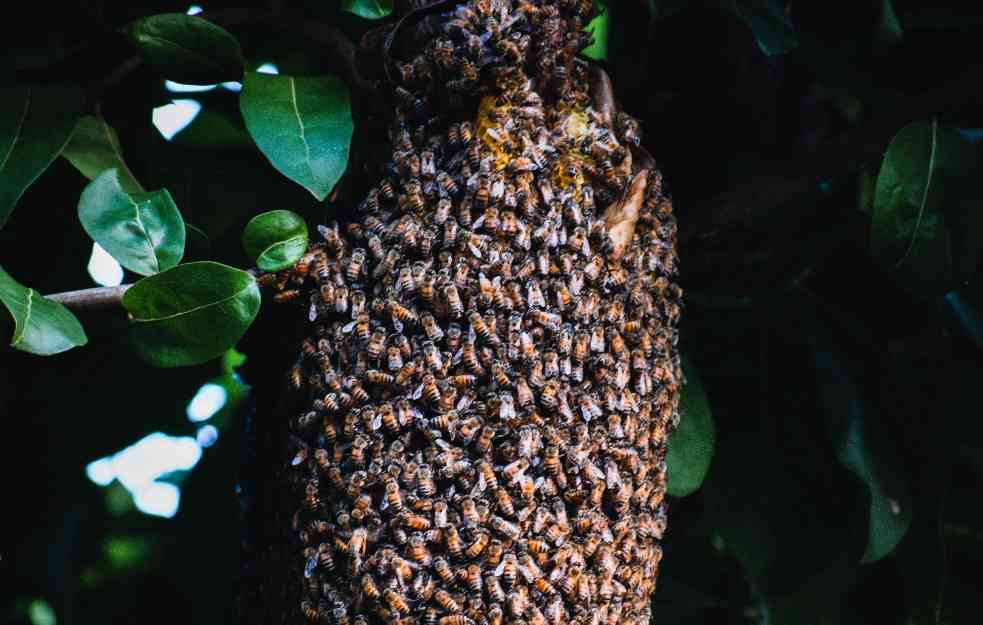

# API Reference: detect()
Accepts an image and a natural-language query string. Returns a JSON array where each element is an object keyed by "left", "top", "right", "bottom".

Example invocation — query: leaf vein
[
  {"left": 893, "top": 118, "right": 938, "bottom": 270},
  {"left": 0, "top": 89, "right": 31, "bottom": 173}
]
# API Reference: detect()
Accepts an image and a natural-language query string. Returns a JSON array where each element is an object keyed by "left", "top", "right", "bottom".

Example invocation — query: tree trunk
[{"left": 239, "top": 1, "right": 681, "bottom": 623}]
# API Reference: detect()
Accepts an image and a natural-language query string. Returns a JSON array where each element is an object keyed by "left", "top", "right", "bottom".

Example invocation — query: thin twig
[{"left": 46, "top": 285, "right": 132, "bottom": 311}]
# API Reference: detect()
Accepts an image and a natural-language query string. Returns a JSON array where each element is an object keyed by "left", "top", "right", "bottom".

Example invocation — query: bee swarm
[{"left": 256, "top": 0, "right": 682, "bottom": 623}]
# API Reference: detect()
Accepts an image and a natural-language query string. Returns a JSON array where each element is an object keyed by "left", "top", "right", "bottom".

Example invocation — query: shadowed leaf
[
  {"left": 870, "top": 120, "right": 983, "bottom": 296},
  {"left": 62, "top": 116, "right": 144, "bottom": 194},
  {"left": 126, "top": 13, "right": 244, "bottom": 84},
  {"left": 0, "top": 85, "right": 82, "bottom": 228},
  {"left": 667, "top": 355, "right": 715, "bottom": 496},
  {"left": 242, "top": 210, "right": 309, "bottom": 271}
]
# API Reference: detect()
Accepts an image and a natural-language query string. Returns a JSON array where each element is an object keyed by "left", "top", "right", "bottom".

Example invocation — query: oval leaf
[
  {"left": 78, "top": 169, "right": 185, "bottom": 276},
  {"left": 871, "top": 120, "right": 983, "bottom": 296},
  {"left": 122, "top": 261, "right": 261, "bottom": 367},
  {"left": 240, "top": 72, "right": 353, "bottom": 201},
  {"left": 726, "top": 0, "right": 799, "bottom": 56},
  {"left": 126, "top": 13, "right": 244, "bottom": 84},
  {"left": 342, "top": 0, "right": 393, "bottom": 19},
  {"left": 667, "top": 356, "right": 715, "bottom": 496},
  {"left": 242, "top": 210, "right": 309, "bottom": 271},
  {"left": 582, "top": 3, "right": 609, "bottom": 61},
  {"left": 809, "top": 320, "right": 912, "bottom": 562},
  {"left": 0, "top": 85, "right": 83, "bottom": 228},
  {"left": 62, "top": 115, "right": 144, "bottom": 194},
  {"left": 0, "top": 263, "right": 87, "bottom": 355}
]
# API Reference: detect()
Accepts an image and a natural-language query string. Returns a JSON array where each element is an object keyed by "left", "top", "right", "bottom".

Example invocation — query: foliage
[
  {"left": 3, "top": 0, "right": 983, "bottom": 624},
  {"left": 241, "top": 210, "right": 309, "bottom": 271}
]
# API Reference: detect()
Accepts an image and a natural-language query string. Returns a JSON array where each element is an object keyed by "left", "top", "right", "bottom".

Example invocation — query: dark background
[{"left": 2, "top": 1, "right": 983, "bottom": 623}]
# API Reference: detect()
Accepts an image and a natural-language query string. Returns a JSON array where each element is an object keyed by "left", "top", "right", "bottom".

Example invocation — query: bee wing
[
  {"left": 412, "top": 384, "right": 424, "bottom": 400},
  {"left": 342, "top": 320, "right": 357, "bottom": 333},
  {"left": 309, "top": 303, "right": 319, "bottom": 322},
  {"left": 392, "top": 317, "right": 404, "bottom": 334},
  {"left": 370, "top": 412, "right": 383, "bottom": 431},
  {"left": 494, "top": 556, "right": 508, "bottom": 577}
]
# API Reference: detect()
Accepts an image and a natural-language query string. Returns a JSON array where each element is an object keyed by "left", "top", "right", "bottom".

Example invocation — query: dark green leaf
[
  {"left": 667, "top": 355, "right": 715, "bottom": 496},
  {"left": 870, "top": 120, "right": 983, "bottom": 296},
  {"left": 242, "top": 210, "right": 309, "bottom": 271},
  {"left": 78, "top": 169, "right": 185, "bottom": 276},
  {"left": 810, "top": 319, "right": 912, "bottom": 562},
  {"left": 240, "top": 72, "right": 353, "bottom": 201},
  {"left": 0, "top": 85, "right": 82, "bottom": 228},
  {"left": 582, "top": 2, "right": 609, "bottom": 60},
  {"left": 943, "top": 291, "right": 983, "bottom": 352},
  {"left": 122, "top": 261, "right": 260, "bottom": 367},
  {"left": 341, "top": 0, "right": 393, "bottom": 19},
  {"left": 0, "top": 263, "right": 87, "bottom": 355},
  {"left": 724, "top": 0, "right": 799, "bottom": 56},
  {"left": 125, "top": 14, "right": 244, "bottom": 84},
  {"left": 646, "top": 0, "right": 690, "bottom": 21},
  {"left": 184, "top": 222, "right": 211, "bottom": 262},
  {"left": 875, "top": 0, "right": 903, "bottom": 49},
  {"left": 62, "top": 116, "right": 144, "bottom": 194}
]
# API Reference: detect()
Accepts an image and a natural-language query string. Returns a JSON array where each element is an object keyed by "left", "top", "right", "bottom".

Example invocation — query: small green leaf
[
  {"left": 240, "top": 72, "right": 353, "bottom": 201},
  {"left": 341, "top": 0, "right": 393, "bottom": 19},
  {"left": 125, "top": 13, "right": 244, "bottom": 84},
  {"left": 725, "top": 0, "right": 799, "bottom": 56},
  {"left": 242, "top": 210, "right": 309, "bottom": 271},
  {"left": 0, "top": 85, "right": 82, "bottom": 228},
  {"left": 0, "top": 263, "right": 87, "bottom": 355},
  {"left": 667, "top": 356, "right": 715, "bottom": 496},
  {"left": 78, "top": 169, "right": 185, "bottom": 276},
  {"left": 582, "top": 2, "right": 609, "bottom": 60},
  {"left": 870, "top": 120, "right": 983, "bottom": 296},
  {"left": 122, "top": 261, "right": 261, "bottom": 367},
  {"left": 62, "top": 115, "right": 144, "bottom": 194}
]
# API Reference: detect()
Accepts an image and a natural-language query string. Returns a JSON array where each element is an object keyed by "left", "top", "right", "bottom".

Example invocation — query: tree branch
[{"left": 46, "top": 285, "right": 132, "bottom": 311}]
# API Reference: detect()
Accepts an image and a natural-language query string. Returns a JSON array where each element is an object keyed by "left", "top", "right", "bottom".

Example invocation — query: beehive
[{"left": 259, "top": 0, "right": 682, "bottom": 623}]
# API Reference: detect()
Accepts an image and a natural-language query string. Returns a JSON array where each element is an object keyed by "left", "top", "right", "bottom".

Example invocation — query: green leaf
[
  {"left": 173, "top": 110, "right": 254, "bottom": 151},
  {"left": 875, "top": 0, "right": 904, "bottom": 49},
  {"left": 724, "top": 0, "right": 799, "bottom": 56},
  {"left": 810, "top": 320, "right": 912, "bottom": 562},
  {"left": 242, "top": 210, "right": 309, "bottom": 271},
  {"left": 870, "top": 120, "right": 983, "bottom": 296},
  {"left": 122, "top": 261, "right": 260, "bottom": 367},
  {"left": 582, "top": 2, "right": 609, "bottom": 60},
  {"left": 341, "top": 0, "right": 393, "bottom": 19},
  {"left": 667, "top": 355, "right": 715, "bottom": 496},
  {"left": 0, "top": 85, "right": 82, "bottom": 228},
  {"left": 62, "top": 115, "right": 144, "bottom": 194},
  {"left": 78, "top": 169, "right": 185, "bottom": 276},
  {"left": 0, "top": 263, "right": 87, "bottom": 355},
  {"left": 240, "top": 72, "right": 353, "bottom": 201},
  {"left": 125, "top": 14, "right": 244, "bottom": 84}
]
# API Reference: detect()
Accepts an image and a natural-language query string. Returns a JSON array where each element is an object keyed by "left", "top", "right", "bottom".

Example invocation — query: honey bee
[
  {"left": 383, "top": 588, "right": 410, "bottom": 615},
  {"left": 434, "top": 556, "right": 455, "bottom": 583},
  {"left": 434, "top": 589, "right": 461, "bottom": 613}
]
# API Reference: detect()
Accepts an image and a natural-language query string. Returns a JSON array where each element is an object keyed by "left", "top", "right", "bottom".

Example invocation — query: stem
[{"left": 45, "top": 285, "right": 132, "bottom": 311}]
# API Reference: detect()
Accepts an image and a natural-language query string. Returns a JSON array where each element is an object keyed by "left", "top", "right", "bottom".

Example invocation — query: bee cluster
[{"left": 258, "top": 0, "right": 681, "bottom": 623}]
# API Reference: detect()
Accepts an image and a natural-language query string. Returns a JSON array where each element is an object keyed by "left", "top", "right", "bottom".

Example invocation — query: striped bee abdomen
[{"left": 260, "top": 1, "right": 682, "bottom": 623}]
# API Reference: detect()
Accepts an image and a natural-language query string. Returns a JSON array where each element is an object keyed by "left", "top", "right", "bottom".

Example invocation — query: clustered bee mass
[{"left": 258, "top": 0, "right": 682, "bottom": 623}]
